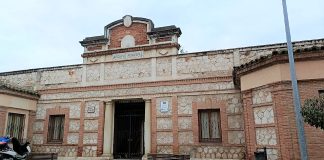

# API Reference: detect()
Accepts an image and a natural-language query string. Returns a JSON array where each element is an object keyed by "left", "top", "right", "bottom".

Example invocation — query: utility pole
[{"left": 281, "top": 0, "right": 308, "bottom": 159}]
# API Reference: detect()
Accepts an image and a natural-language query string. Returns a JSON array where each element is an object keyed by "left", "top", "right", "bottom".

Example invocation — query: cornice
[
  {"left": 38, "top": 76, "right": 233, "bottom": 94},
  {"left": 81, "top": 43, "right": 180, "bottom": 58},
  {"left": 233, "top": 49, "right": 324, "bottom": 86},
  {"left": 0, "top": 89, "right": 39, "bottom": 100}
]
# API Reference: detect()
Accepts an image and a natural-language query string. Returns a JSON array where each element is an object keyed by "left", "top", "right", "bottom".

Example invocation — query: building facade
[
  {"left": 0, "top": 81, "right": 39, "bottom": 143},
  {"left": 0, "top": 16, "right": 324, "bottom": 160}
]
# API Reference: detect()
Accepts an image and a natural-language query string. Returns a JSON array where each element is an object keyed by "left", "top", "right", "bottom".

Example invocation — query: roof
[
  {"left": 82, "top": 35, "right": 105, "bottom": 41},
  {"left": 80, "top": 35, "right": 108, "bottom": 47},
  {"left": 233, "top": 45, "right": 324, "bottom": 86},
  {"left": 151, "top": 25, "right": 177, "bottom": 32},
  {"left": 0, "top": 64, "right": 82, "bottom": 76},
  {"left": 0, "top": 80, "right": 39, "bottom": 97},
  {"left": 234, "top": 45, "right": 324, "bottom": 71},
  {"left": 148, "top": 25, "right": 182, "bottom": 37},
  {"left": 104, "top": 16, "right": 154, "bottom": 30}
]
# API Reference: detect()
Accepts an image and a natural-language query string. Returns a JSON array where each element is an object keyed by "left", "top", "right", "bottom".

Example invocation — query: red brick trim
[
  {"left": 44, "top": 107, "right": 70, "bottom": 145},
  {"left": 97, "top": 101, "right": 104, "bottom": 156},
  {"left": 33, "top": 144, "right": 78, "bottom": 147},
  {"left": 0, "top": 107, "right": 7, "bottom": 136},
  {"left": 27, "top": 111, "right": 36, "bottom": 141},
  {"left": 151, "top": 98, "right": 157, "bottom": 153},
  {"left": 77, "top": 101, "right": 85, "bottom": 156},
  {"left": 81, "top": 43, "right": 180, "bottom": 58},
  {"left": 171, "top": 96, "right": 179, "bottom": 154},
  {"left": 242, "top": 90, "right": 257, "bottom": 159},
  {"left": 38, "top": 76, "right": 232, "bottom": 94},
  {"left": 192, "top": 98, "right": 228, "bottom": 146}
]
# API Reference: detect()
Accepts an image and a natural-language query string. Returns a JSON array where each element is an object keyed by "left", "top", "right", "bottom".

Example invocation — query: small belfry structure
[
  {"left": 0, "top": 15, "right": 324, "bottom": 160},
  {"left": 80, "top": 15, "right": 181, "bottom": 60}
]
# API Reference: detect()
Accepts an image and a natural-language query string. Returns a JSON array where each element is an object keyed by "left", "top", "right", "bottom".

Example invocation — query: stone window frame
[
  {"left": 198, "top": 109, "right": 222, "bottom": 143},
  {"left": 44, "top": 108, "right": 69, "bottom": 144},
  {"left": 192, "top": 98, "right": 228, "bottom": 145}
]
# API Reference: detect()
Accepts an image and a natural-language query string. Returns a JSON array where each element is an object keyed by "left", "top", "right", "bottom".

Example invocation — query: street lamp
[{"left": 281, "top": 0, "right": 308, "bottom": 159}]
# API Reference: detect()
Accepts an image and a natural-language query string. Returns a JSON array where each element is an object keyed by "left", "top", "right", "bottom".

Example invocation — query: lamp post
[{"left": 281, "top": 0, "right": 308, "bottom": 159}]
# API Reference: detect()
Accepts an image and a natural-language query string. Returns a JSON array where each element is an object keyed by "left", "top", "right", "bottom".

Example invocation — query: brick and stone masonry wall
[
  {"left": 0, "top": 107, "right": 7, "bottom": 136},
  {"left": 0, "top": 72, "right": 37, "bottom": 90},
  {"left": 243, "top": 80, "right": 324, "bottom": 160},
  {"left": 108, "top": 22, "right": 149, "bottom": 49},
  {"left": 272, "top": 81, "right": 324, "bottom": 160},
  {"left": 243, "top": 86, "right": 280, "bottom": 160},
  {"left": 152, "top": 93, "right": 245, "bottom": 159},
  {"left": 32, "top": 101, "right": 104, "bottom": 157},
  {"left": 0, "top": 66, "right": 82, "bottom": 90}
]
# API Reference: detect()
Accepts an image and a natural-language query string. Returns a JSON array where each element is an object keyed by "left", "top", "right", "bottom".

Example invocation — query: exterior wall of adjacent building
[
  {"left": 239, "top": 55, "right": 324, "bottom": 160},
  {"left": 0, "top": 92, "right": 38, "bottom": 142}
]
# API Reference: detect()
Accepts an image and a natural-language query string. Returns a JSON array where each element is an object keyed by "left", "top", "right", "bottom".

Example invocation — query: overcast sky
[{"left": 0, "top": 0, "right": 323, "bottom": 72}]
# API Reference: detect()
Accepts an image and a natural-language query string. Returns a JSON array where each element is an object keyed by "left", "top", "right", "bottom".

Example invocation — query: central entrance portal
[{"left": 113, "top": 100, "right": 145, "bottom": 159}]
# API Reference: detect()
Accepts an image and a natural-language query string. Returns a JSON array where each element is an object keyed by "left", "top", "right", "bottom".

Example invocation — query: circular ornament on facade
[
  {"left": 123, "top": 15, "right": 132, "bottom": 27},
  {"left": 121, "top": 35, "right": 135, "bottom": 48}
]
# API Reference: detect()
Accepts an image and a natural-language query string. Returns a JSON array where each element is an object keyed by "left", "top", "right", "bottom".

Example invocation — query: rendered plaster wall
[
  {"left": 240, "top": 59, "right": 324, "bottom": 91},
  {"left": 0, "top": 94, "right": 37, "bottom": 111}
]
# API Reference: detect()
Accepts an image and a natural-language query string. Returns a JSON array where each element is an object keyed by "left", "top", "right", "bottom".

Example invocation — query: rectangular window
[
  {"left": 198, "top": 109, "right": 221, "bottom": 142},
  {"left": 48, "top": 115, "right": 65, "bottom": 143},
  {"left": 319, "top": 90, "right": 324, "bottom": 97},
  {"left": 6, "top": 113, "right": 25, "bottom": 142}
]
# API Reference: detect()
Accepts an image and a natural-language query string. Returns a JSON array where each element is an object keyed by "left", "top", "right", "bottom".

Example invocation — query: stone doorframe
[{"left": 102, "top": 99, "right": 152, "bottom": 159}]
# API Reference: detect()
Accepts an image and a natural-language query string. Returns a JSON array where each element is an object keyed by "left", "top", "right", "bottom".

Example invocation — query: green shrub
[{"left": 301, "top": 96, "right": 324, "bottom": 130}]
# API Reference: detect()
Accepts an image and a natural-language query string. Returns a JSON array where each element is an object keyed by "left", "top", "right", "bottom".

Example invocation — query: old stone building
[{"left": 0, "top": 15, "right": 323, "bottom": 160}]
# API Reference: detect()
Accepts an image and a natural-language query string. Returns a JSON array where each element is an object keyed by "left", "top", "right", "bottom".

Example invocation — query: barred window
[
  {"left": 6, "top": 113, "right": 25, "bottom": 141},
  {"left": 198, "top": 109, "right": 221, "bottom": 142},
  {"left": 48, "top": 115, "right": 65, "bottom": 143}
]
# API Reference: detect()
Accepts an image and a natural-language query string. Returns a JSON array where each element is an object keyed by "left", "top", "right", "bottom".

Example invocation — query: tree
[{"left": 301, "top": 96, "right": 324, "bottom": 130}]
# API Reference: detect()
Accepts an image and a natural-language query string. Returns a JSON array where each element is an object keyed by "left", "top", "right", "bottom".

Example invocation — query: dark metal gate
[{"left": 113, "top": 101, "right": 144, "bottom": 159}]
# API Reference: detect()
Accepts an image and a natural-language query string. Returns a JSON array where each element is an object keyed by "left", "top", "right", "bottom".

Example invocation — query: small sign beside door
[
  {"left": 160, "top": 101, "right": 169, "bottom": 113},
  {"left": 87, "top": 106, "right": 96, "bottom": 113}
]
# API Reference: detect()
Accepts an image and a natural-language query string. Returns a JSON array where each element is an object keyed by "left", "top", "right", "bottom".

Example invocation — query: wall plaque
[
  {"left": 160, "top": 101, "right": 169, "bottom": 113},
  {"left": 112, "top": 51, "right": 144, "bottom": 60},
  {"left": 87, "top": 106, "right": 96, "bottom": 113}
]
